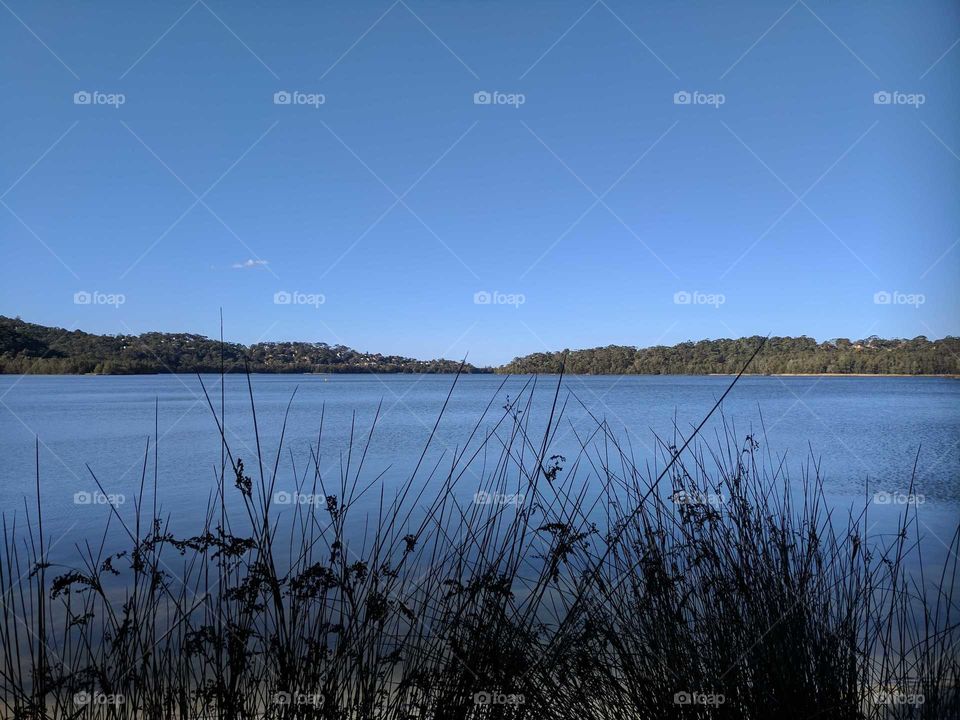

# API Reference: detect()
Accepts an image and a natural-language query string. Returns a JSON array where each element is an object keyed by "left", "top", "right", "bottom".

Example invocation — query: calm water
[{"left": 1, "top": 374, "right": 957, "bottom": 559}]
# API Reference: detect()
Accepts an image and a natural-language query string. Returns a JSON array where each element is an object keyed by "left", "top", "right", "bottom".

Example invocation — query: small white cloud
[{"left": 232, "top": 259, "right": 269, "bottom": 269}]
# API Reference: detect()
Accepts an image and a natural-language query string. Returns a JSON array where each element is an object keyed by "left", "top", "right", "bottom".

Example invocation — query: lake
[{"left": 1, "top": 373, "right": 957, "bottom": 566}]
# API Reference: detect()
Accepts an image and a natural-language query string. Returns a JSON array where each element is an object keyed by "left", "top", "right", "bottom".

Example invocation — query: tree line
[
  {"left": 498, "top": 335, "right": 960, "bottom": 375},
  {"left": 0, "top": 316, "right": 488, "bottom": 375},
  {"left": 4, "top": 317, "right": 957, "bottom": 376}
]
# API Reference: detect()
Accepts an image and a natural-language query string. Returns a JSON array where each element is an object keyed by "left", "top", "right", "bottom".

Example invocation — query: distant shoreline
[
  {"left": 488, "top": 372, "right": 959, "bottom": 378},
  {"left": 710, "top": 372, "right": 960, "bottom": 378},
  {"left": 3, "top": 317, "right": 958, "bottom": 377},
  {"left": 2, "top": 371, "right": 957, "bottom": 379},
  {"left": 498, "top": 337, "right": 959, "bottom": 376}
]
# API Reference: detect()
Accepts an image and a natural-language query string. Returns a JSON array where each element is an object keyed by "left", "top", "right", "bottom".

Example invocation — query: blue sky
[{"left": 1, "top": 0, "right": 958, "bottom": 366}]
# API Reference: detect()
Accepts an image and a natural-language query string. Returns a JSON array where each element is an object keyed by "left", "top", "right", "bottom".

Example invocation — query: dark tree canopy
[
  {"left": 3, "top": 317, "right": 957, "bottom": 376},
  {"left": 498, "top": 336, "right": 960, "bottom": 376},
  {"left": 0, "top": 316, "right": 488, "bottom": 375}
]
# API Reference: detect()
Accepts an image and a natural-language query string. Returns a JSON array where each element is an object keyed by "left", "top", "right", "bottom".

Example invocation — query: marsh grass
[{"left": 0, "top": 363, "right": 957, "bottom": 719}]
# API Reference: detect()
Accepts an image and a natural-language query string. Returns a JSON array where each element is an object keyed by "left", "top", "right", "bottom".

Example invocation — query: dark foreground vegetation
[
  {"left": 0, "top": 360, "right": 956, "bottom": 719},
  {"left": 0, "top": 316, "right": 488, "bottom": 375},
  {"left": 500, "top": 335, "right": 960, "bottom": 375}
]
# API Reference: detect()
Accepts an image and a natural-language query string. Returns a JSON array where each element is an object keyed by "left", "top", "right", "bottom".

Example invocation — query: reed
[{"left": 0, "top": 366, "right": 956, "bottom": 719}]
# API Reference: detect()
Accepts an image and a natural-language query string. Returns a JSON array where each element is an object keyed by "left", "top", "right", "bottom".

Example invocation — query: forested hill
[
  {"left": 0, "top": 316, "right": 489, "bottom": 375},
  {"left": 3, "top": 318, "right": 957, "bottom": 376},
  {"left": 498, "top": 336, "right": 960, "bottom": 376}
]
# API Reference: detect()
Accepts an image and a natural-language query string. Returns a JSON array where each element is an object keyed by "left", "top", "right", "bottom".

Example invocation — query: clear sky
[{"left": 2, "top": 0, "right": 958, "bottom": 366}]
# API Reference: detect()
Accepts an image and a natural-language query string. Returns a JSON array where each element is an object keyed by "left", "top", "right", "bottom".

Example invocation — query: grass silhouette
[{"left": 1, "top": 358, "right": 956, "bottom": 719}]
